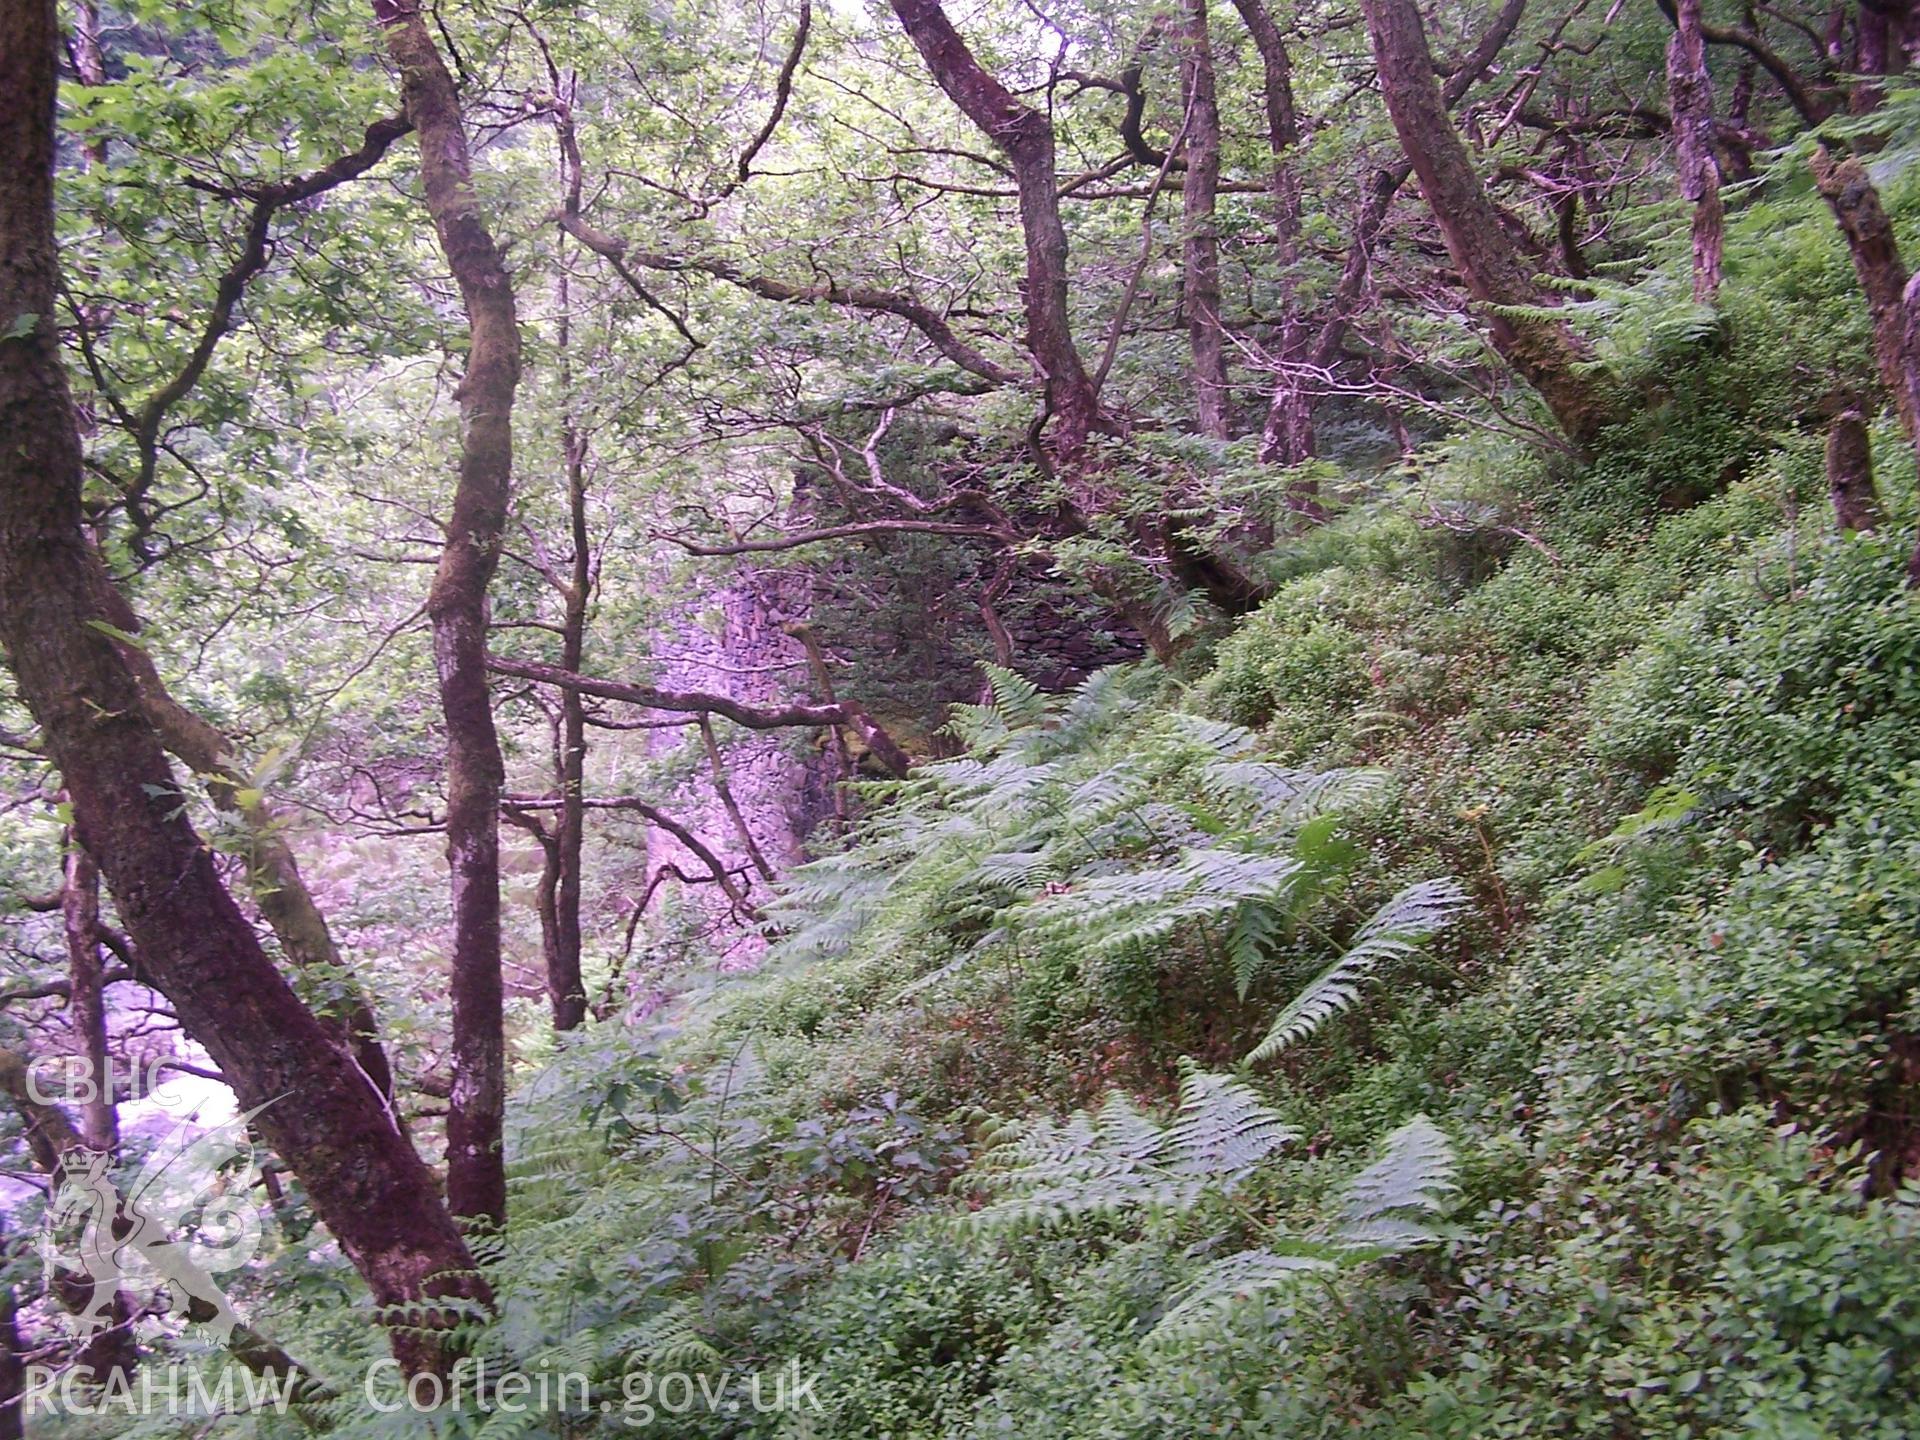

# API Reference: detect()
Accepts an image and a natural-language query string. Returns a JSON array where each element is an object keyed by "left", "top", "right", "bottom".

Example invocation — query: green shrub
[
  {"left": 1591, "top": 531, "right": 1920, "bottom": 833},
  {"left": 793, "top": 1236, "right": 1044, "bottom": 1438},
  {"left": 1395, "top": 1113, "right": 1920, "bottom": 1440},
  {"left": 1547, "top": 776, "right": 1920, "bottom": 1148}
]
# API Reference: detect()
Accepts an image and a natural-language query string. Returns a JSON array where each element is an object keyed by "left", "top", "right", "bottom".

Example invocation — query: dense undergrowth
[
  {"left": 181, "top": 452, "right": 1920, "bottom": 1440},
  {"left": 114, "top": 165, "right": 1920, "bottom": 1440}
]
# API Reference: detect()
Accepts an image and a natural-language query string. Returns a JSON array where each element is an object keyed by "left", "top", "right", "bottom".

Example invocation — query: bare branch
[
  {"left": 486, "top": 655, "right": 912, "bottom": 776},
  {"left": 123, "top": 116, "right": 413, "bottom": 544},
  {"left": 504, "top": 794, "right": 759, "bottom": 916},
  {"left": 556, "top": 214, "right": 1020, "bottom": 385},
  {"left": 0, "top": 966, "right": 133, "bottom": 1008},
  {"left": 728, "top": 1, "right": 812, "bottom": 189},
  {"left": 654, "top": 517, "right": 1010, "bottom": 556}
]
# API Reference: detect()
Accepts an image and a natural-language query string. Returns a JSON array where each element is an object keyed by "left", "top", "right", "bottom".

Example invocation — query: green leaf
[
  {"left": 1578, "top": 864, "right": 1630, "bottom": 894},
  {"left": 84, "top": 617, "right": 150, "bottom": 651}
]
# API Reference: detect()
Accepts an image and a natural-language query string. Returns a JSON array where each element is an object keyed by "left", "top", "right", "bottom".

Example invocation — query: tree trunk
[
  {"left": 1812, "top": 147, "right": 1920, "bottom": 437},
  {"left": 552, "top": 278, "right": 590, "bottom": 1033},
  {"left": 508, "top": 807, "right": 566, "bottom": 1025},
  {"left": 505, "top": 265, "right": 591, "bottom": 1034},
  {"left": 71, "top": 1, "right": 109, "bottom": 169},
  {"left": 551, "top": 575, "right": 589, "bottom": 1032},
  {"left": 1668, "top": 0, "right": 1724, "bottom": 301},
  {"left": 887, "top": 0, "right": 1273, "bottom": 633},
  {"left": 888, "top": 0, "right": 1113, "bottom": 451},
  {"left": 1853, "top": 0, "right": 1910, "bottom": 112},
  {"left": 92, "top": 595, "right": 396, "bottom": 1101},
  {"left": 1298, "top": 0, "right": 1525, "bottom": 459},
  {"left": 61, "top": 840, "right": 117, "bottom": 1153},
  {"left": 1360, "top": 0, "right": 1614, "bottom": 447},
  {"left": 1179, "top": 0, "right": 1230, "bottom": 441},
  {"left": 1231, "top": 0, "right": 1316, "bottom": 468},
  {"left": 373, "top": 0, "right": 524, "bottom": 1227},
  {"left": 1826, "top": 408, "right": 1884, "bottom": 532},
  {"left": 1809, "top": 144, "right": 1920, "bottom": 584},
  {"left": 0, "top": 0, "right": 484, "bottom": 1378}
]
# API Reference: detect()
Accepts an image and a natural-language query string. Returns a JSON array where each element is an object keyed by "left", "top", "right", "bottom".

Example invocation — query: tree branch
[
  {"left": 728, "top": 0, "right": 812, "bottom": 189},
  {"left": 1699, "top": 16, "right": 1827, "bottom": 124},
  {"left": 0, "top": 967, "right": 132, "bottom": 1008},
  {"left": 556, "top": 214, "right": 1020, "bottom": 384},
  {"left": 654, "top": 517, "right": 1010, "bottom": 555},
  {"left": 505, "top": 794, "right": 759, "bottom": 915},
  {"left": 123, "top": 116, "right": 413, "bottom": 545},
  {"left": 486, "top": 656, "right": 912, "bottom": 776}
]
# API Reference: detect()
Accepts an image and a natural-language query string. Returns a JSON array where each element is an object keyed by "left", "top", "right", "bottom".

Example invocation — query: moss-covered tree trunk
[
  {"left": 888, "top": 0, "right": 1112, "bottom": 452},
  {"left": 552, "top": 281, "right": 591, "bottom": 1032},
  {"left": 1360, "top": 0, "right": 1614, "bottom": 447},
  {"left": 1230, "top": 0, "right": 1315, "bottom": 468},
  {"left": 1668, "top": 0, "right": 1724, "bottom": 301},
  {"left": 1179, "top": 0, "right": 1230, "bottom": 441},
  {"left": 1826, "top": 408, "right": 1884, "bottom": 533},
  {"left": 373, "top": 0, "right": 524, "bottom": 1225},
  {"left": 0, "top": 0, "right": 484, "bottom": 1376},
  {"left": 1810, "top": 146, "right": 1920, "bottom": 584}
]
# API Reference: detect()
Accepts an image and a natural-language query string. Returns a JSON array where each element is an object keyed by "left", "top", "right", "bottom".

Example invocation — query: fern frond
[
  {"left": 1333, "top": 1114, "right": 1456, "bottom": 1252},
  {"left": 615, "top": 1303, "right": 723, "bottom": 1370},
  {"left": 1160, "top": 1068, "right": 1297, "bottom": 1189},
  {"left": 1200, "top": 761, "right": 1388, "bottom": 828},
  {"left": 1037, "top": 666, "right": 1141, "bottom": 755},
  {"left": 1149, "top": 1250, "right": 1334, "bottom": 1340},
  {"left": 1140, "top": 1117, "right": 1456, "bottom": 1340},
  {"left": 970, "top": 1070, "right": 1291, "bottom": 1229},
  {"left": 1064, "top": 761, "right": 1152, "bottom": 827},
  {"left": 1173, "top": 715, "right": 1259, "bottom": 758},
  {"left": 973, "top": 848, "right": 1058, "bottom": 890},
  {"left": 1332, "top": 1217, "right": 1448, "bottom": 1252},
  {"left": 1029, "top": 849, "right": 1304, "bottom": 960},
  {"left": 982, "top": 664, "right": 1047, "bottom": 729},
  {"left": 475, "top": 1401, "right": 551, "bottom": 1440},
  {"left": 1226, "top": 900, "right": 1282, "bottom": 1000},
  {"left": 1247, "top": 878, "right": 1468, "bottom": 1064}
]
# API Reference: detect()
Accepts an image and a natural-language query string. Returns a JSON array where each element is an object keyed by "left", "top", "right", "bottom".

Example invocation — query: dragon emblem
[{"left": 39, "top": 1102, "right": 273, "bottom": 1344}]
